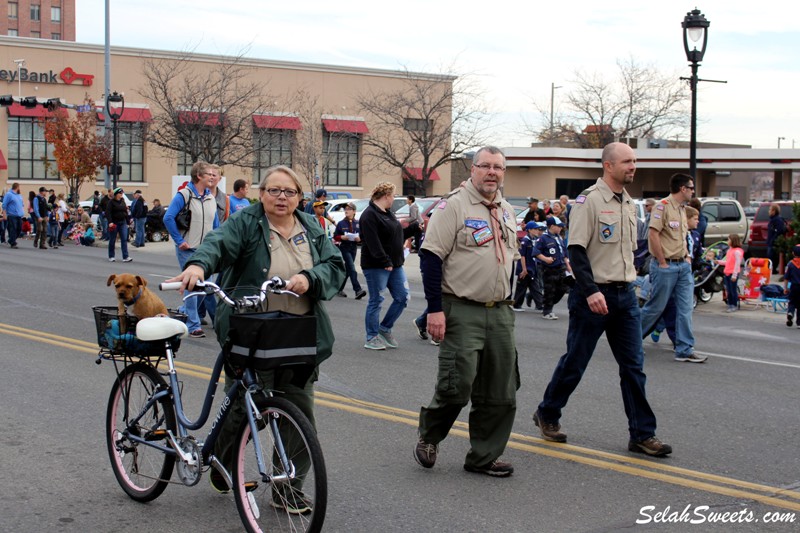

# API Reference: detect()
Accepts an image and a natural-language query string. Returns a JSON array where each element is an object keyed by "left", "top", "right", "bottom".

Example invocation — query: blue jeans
[
  {"left": 363, "top": 267, "right": 408, "bottom": 341},
  {"left": 134, "top": 217, "right": 146, "bottom": 247},
  {"left": 98, "top": 213, "right": 108, "bottom": 240},
  {"left": 6, "top": 215, "right": 21, "bottom": 246},
  {"left": 107, "top": 222, "right": 129, "bottom": 259},
  {"left": 175, "top": 247, "right": 201, "bottom": 333},
  {"left": 340, "top": 246, "right": 362, "bottom": 293},
  {"left": 640, "top": 259, "right": 695, "bottom": 357},
  {"left": 538, "top": 283, "right": 657, "bottom": 441},
  {"left": 724, "top": 274, "right": 739, "bottom": 307}
]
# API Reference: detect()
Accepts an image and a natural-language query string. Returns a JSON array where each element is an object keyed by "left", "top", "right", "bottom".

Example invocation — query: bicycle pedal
[
  {"left": 146, "top": 429, "right": 168, "bottom": 441},
  {"left": 244, "top": 481, "right": 259, "bottom": 492}
]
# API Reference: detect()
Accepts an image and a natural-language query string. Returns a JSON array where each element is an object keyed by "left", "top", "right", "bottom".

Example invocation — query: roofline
[
  {"left": 0, "top": 36, "right": 456, "bottom": 82},
  {"left": 502, "top": 147, "right": 800, "bottom": 171}
]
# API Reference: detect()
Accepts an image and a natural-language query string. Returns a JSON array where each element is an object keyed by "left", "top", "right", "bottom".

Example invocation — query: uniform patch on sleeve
[
  {"left": 653, "top": 213, "right": 662, "bottom": 219},
  {"left": 437, "top": 200, "right": 447, "bottom": 209},
  {"left": 576, "top": 195, "right": 587, "bottom": 204},
  {"left": 656, "top": 204, "right": 665, "bottom": 211}
]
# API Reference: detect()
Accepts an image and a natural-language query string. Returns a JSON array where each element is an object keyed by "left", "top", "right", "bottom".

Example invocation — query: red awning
[
  {"left": 178, "top": 111, "right": 224, "bottom": 127},
  {"left": 253, "top": 115, "right": 302, "bottom": 130},
  {"left": 97, "top": 107, "right": 153, "bottom": 122},
  {"left": 0, "top": 150, "right": 7, "bottom": 170},
  {"left": 322, "top": 118, "right": 369, "bottom": 134},
  {"left": 404, "top": 167, "right": 440, "bottom": 181},
  {"left": 6, "top": 102, "right": 53, "bottom": 118}
]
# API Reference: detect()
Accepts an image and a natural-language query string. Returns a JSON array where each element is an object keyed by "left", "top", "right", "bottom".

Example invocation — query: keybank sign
[{"left": 0, "top": 66, "right": 94, "bottom": 86}]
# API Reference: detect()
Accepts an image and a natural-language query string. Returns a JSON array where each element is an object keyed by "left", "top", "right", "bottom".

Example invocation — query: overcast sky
[{"left": 76, "top": 0, "right": 799, "bottom": 150}]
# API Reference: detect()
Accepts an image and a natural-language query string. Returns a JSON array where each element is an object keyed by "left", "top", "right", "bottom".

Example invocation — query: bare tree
[
  {"left": 357, "top": 68, "right": 489, "bottom": 194},
  {"left": 530, "top": 57, "right": 688, "bottom": 148},
  {"left": 137, "top": 50, "right": 275, "bottom": 167}
]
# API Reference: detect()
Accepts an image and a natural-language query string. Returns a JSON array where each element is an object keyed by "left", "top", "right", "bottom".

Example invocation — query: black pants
[
  {"left": 541, "top": 266, "right": 568, "bottom": 315},
  {"left": 513, "top": 269, "right": 543, "bottom": 309}
]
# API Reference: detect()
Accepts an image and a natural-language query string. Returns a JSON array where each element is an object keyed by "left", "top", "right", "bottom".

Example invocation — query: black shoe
[
  {"left": 355, "top": 289, "right": 367, "bottom": 300},
  {"left": 787, "top": 313, "right": 793, "bottom": 327},
  {"left": 414, "top": 437, "right": 438, "bottom": 468},
  {"left": 412, "top": 318, "right": 429, "bottom": 340},
  {"left": 533, "top": 410, "right": 567, "bottom": 442},
  {"left": 628, "top": 436, "right": 672, "bottom": 457},
  {"left": 336, "top": 291, "right": 348, "bottom": 298},
  {"left": 464, "top": 459, "right": 514, "bottom": 477},
  {"left": 200, "top": 318, "right": 209, "bottom": 326}
]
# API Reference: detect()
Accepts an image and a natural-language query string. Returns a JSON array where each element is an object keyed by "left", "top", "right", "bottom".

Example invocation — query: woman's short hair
[
  {"left": 257, "top": 165, "right": 304, "bottom": 197},
  {"left": 370, "top": 181, "right": 395, "bottom": 201},
  {"left": 190, "top": 161, "right": 213, "bottom": 183}
]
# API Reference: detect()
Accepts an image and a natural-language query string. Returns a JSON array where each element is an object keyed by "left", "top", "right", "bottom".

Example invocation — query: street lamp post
[
  {"left": 549, "top": 82, "right": 562, "bottom": 145},
  {"left": 777, "top": 136, "right": 785, "bottom": 149},
  {"left": 682, "top": 8, "right": 710, "bottom": 190},
  {"left": 106, "top": 91, "right": 125, "bottom": 188}
]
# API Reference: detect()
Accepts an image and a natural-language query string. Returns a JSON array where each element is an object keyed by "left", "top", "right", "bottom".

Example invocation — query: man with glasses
[
  {"left": 639, "top": 173, "right": 705, "bottom": 363},
  {"left": 414, "top": 146, "right": 520, "bottom": 478},
  {"left": 163, "top": 162, "right": 220, "bottom": 338}
]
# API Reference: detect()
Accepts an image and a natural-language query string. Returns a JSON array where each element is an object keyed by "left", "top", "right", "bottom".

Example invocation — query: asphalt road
[{"left": 0, "top": 239, "right": 798, "bottom": 532}]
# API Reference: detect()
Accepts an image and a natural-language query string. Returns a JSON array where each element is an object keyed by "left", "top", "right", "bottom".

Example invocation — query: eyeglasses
[
  {"left": 263, "top": 187, "right": 299, "bottom": 198},
  {"left": 474, "top": 163, "right": 506, "bottom": 172},
  {"left": 684, "top": 185, "right": 695, "bottom": 190}
]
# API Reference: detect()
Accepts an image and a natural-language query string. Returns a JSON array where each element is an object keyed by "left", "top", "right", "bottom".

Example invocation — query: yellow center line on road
[{"left": 2, "top": 322, "right": 799, "bottom": 511}]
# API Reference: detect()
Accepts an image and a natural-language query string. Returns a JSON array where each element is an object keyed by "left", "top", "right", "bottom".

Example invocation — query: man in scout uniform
[
  {"left": 532, "top": 142, "right": 672, "bottom": 457},
  {"left": 414, "top": 146, "right": 520, "bottom": 478},
  {"left": 639, "top": 173, "right": 705, "bottom": 363}
]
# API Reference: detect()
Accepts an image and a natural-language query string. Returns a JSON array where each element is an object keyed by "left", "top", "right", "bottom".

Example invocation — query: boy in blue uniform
[
  {"left": 513, "top": 221, "right": 545, "bottom": 311},
  {"left": 534, "top": 216, "right": 572, "bottom": 319},
  {"left": 784, "top": 244, "right": 800, "bottom": 328}
]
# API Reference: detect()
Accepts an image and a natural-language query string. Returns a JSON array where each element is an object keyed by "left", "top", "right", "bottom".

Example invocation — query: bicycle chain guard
[{"left": 174, "top": 437, "right": 202, "bottom": 486}]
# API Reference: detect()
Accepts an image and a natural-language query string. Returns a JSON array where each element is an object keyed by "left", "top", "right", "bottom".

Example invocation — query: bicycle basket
[
  {"left": 92, "top": 306, "right": 187, "bottom": 357},
  {"left": 226, "top": 311, "right": 317, "bottom": 372}
]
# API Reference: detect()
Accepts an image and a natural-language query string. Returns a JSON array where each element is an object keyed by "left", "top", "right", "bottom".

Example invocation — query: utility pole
[{"left": 549, "top": 82, "right": 562, "bottom": 145}]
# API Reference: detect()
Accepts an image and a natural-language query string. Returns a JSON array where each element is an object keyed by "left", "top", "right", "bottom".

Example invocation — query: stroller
[
  {"left": 693, "top": 240, "right": 728, "bottom": 307},
  {"left": 145, "top": 210, "right": 169, "bottom": 242}
]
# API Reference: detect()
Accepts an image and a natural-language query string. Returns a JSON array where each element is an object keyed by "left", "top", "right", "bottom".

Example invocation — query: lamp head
[{"left": 682, "top": 8, "right": 710, "bottom": 64}]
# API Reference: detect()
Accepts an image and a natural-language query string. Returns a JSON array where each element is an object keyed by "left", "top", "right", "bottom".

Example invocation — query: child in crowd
[
  {"left": 47, "top": 205, "right": 60, "bottom": 248},
  {"left": 534, "top": 216, "right": 572, "bottom": 320},
  {"left": 513, "top": 221, "right": 545, "bottom": 311},
  {"left": 784, "top": 244, "right": 800, "bottom": 328},
  {"left": 712, "top": 233, "right": 745, "bottom": 313},
  {"left": 80, "top": 224, "right": 96, "bottom": 246}
]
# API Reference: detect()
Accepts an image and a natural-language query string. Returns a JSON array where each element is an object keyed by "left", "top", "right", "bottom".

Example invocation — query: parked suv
[
  {"left": 699, "top": 197, "right": 748, "bottom": 250},
  {"left": 746, "top": 201, "right": 797, "bottom": 257}
]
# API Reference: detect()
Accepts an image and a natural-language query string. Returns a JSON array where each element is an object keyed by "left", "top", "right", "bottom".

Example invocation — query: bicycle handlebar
[{"left": 159, "top": 276, "right": 297, "bottom": 311}]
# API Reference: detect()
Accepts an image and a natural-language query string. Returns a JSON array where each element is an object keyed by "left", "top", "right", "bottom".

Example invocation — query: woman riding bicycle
[{"left": 167, "top": 165, "right": 345, "bottom": 506}]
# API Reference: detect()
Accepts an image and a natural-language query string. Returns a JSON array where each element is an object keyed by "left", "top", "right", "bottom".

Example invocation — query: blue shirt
[
  {"left": 334, "top": 217, "right": 361, "bottom": 252},
  {"left": 534, "top": 231, "right": 566, "bottom": 268},
  {"left": 2, "top": 189, "right": 25, "bottom": 217},
  {"left": 518, "top": 234, "right": 538, "bottom": 274},
  {"left": 229, "top": 195, "right": 250, "bottom": 214}
]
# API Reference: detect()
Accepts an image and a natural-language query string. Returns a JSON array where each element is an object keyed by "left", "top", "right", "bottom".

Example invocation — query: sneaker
[
  {"left": 463, "top": 459, "right": 514, "bottom": 477},
  {"left": 122, "top": 257, "right": 133, "bottom": 263},
  {"left": 413, "top": 437, "right": 438, "bottom": 468},
  {"left": 542, "top": 313, "right": 558, "bottom": 320},
  {"left": 430, "top": 338, "right": 440, "bottom": 346},
  {"left": 725, "top": 306, "right": 737, "bottom": 313},
  {"left": 378, "top": 330, "right": 398, "bottom": 349},
  {"left": 628, "top": 436, "right": 672, "bottom": 457},
  {"left": 108, "top": 257, "right": 116, "bottom": 262},
  {"left": 787, "top": 313, "right": 793, "bottom": 327},
  {"left": 355, "top": 289, "right": 367, "bottom": 300},
  {"left": 674, "top": 353, "right": 707, "bottom": 363},
  {"left": 650, "top": 330, "right": 661, "bottom": 343},
  {"left": 412, "top": 318, "right": 429, "bottom": 340},
  {"left": 270, "top": 491, "right": 313, "bottom": 515},
  {"left": 364, "top": 336, "right": 386, "bottom": 350},
  {"left": 512, "top": 306, "right": 524, "bottom": 312},
  {"left": 209, "top": 468, "right": 230, "bottom": 494},
  {"left": 533, "top": 410, "right": 567, "bottom": 442},
  {"left": 189, "top": 329, "right": 206, "bottom": 338},
  {"left": 200, "top": 318, "right": 209, "bottom": 326},
  {"left": 336, "top": 291, "right": 348, "bottom": 298},
  {"left": 9, "top": 243, "right": 18, "bottom": 249}
]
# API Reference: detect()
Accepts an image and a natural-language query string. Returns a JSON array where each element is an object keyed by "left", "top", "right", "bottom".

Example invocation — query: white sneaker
[
  {"left": 542, "top": 313, "right": 558, "bottom": 320},
  {"left": 122, "top": 257, "right": 133, "bottom": 263},
  {"left": 512, "top": 307, "right": 524, "bottom": 312},
  {"left": 108, "top": 258, "right": 116, "bottom": 262}
]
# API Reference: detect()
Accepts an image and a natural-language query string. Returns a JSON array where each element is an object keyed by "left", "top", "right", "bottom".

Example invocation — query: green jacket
[{"left": 185, "top": 201, "right": 345, "bottom": 364}]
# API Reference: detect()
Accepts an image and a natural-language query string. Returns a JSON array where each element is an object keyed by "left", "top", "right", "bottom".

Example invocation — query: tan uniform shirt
[
  {"left": 266, "top": 218, "right": 313, "bottom": 315},
  {"left": 648, "top": 195, "right": 687, "bottom": 260},
  {"left": 569, "top": 178, "right": 638, "bottom": 283},
  {"left": 421, "top": 180, "right": 520, "bottom": 302}
]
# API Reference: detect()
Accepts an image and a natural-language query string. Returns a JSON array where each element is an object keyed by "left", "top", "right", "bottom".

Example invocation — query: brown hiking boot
[
  {"left": 628, "top": 436, "right": 672, "bottom": 457},
  {"left": 533, "top": 409, "right": 567, "bottom": 442},
  {"left": 414, "top": 436, "right": 438, "bottom": 468},
  {"left": 464, "top": 459, "right": 514, "bottom": 477}
]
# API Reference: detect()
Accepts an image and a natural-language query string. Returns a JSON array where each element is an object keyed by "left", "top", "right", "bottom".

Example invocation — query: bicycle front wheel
[
  {"left": 106, "top": 362, "right": 176, "bottom": 502},
  {"left": 233, "top": 396, "right": 327, "bottom": 533}
]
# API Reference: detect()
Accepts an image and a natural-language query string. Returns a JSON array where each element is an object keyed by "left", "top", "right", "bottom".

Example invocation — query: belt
[
  {"left": 448, "top": 295, "right": 513, "bottom": 308},
  {"left": 597, "top": 282, "right": 630, "bottom": 289},
  {"left": 663, "top": 257, "right": 686, "bottom": 263}
]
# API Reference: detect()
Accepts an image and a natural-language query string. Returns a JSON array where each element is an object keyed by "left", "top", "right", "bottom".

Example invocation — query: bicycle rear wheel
[
  {"left": 233, "top": 396, "right": 327, "bottom": 533},
  {"left": 106, "top": 362, "right": 176, "bottom": 502}
]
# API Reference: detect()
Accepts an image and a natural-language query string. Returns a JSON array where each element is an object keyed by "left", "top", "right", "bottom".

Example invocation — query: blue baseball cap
[
  {"left": 546, "top": 216, "right": 564, "bottom": 227},
  {"left": 525, "top": 221, "right": 544, "bottom": 231}
]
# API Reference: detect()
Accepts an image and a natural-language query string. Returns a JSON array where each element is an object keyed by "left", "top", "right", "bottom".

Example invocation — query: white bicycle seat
[{"left": 136, "top": 316, "right": 189, "bottom": 341}]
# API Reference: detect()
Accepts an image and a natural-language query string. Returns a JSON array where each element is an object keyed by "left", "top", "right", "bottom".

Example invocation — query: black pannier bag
[{"left": 226, "top": 311, "right": 317, "bottom": 385}]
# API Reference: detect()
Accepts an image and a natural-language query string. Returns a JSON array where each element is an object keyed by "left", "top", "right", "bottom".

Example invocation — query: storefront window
[
  {"left": 322, "top": 132, "right": 359, "bottom": 186},
  {"left": 7, "top": 117, "right": 58, "bottom": 181},
  {"left": 254, "top": 129, "right": 293, "bottom": 183},
  {"left": 114, "top": 122, "right": 145, "bottom": 182}
]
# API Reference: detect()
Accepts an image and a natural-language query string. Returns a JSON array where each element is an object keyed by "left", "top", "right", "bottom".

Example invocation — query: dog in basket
[{"left": 107, "top": 273, "right": 168, "bottom": 333}]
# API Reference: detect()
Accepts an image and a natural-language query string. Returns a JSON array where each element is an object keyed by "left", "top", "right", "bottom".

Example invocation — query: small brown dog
[{"left": 107, "top": 273, "right": 168, "bottom": 332}]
